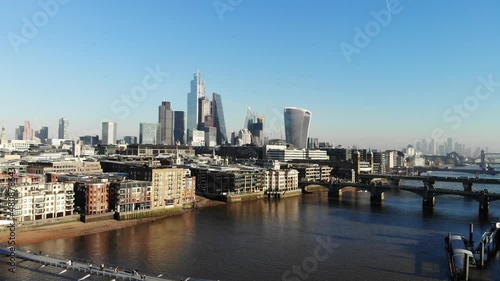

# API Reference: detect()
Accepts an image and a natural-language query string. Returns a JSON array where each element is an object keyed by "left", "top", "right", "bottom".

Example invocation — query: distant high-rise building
[
  {"left": 23, "top": 121, "right": 33, "bottom": 141},
  {"left": 58, "top": 118, "right": 69, "bottom": 139},
  {"left": 174, "top": 111, "right": 187, "bottom": 145},
  {"left": 123, "top": 136, "right": 138, "bottom": 145},
  {"left": 244, "top": 107, "right": 264, "bottom": 146},
  {"left": 446, "top": 137, "right": 453, "bottom": 154},
  {"left": 38, "top": 126, "right": 49, "bottom": 143},
  {"left": 0, "top": 127, "right": 7, "bottom": 145},
  {"left": 15, "top": 126, "right": 23, "bottom": 140},
  {"left": 139, "top": 123, "right": 160, "bottom": 145},
  {"left": 102, "top": 122, "right": 117, "bottom": 145},
  {"left": 187, "top": 71, "right": 206, "bottom": 135},
  {"left": 212, "top": 93, "right": 227, "bottom": 145},
  {"left": 284, "top": 107, "right": 312, "bottom": 149},
  {"left": 197, "top": 96, "right": 212, "bottom": 130},
  {"left": 159, "top": 101, "right": 174, "bottom": 145},
  {"left": 80, "top": 135, "right": 99, "bottom": 145},
  {"left": 204, "top": 127, "right": 217, "bottom": 147}
]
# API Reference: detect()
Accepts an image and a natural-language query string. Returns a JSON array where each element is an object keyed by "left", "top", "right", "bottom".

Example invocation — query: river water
[{"left": 1, "top": 171, "right": 500, "bottom": 281}]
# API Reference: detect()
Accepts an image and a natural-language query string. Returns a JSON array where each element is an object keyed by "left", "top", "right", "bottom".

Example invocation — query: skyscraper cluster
[{"left": 185, "top": 71, "right": 227, "bottom": 146}]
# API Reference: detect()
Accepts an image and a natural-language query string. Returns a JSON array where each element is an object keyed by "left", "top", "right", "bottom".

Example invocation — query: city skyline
[{"left": 1, "top": 1, "right": 500, "bottom": 150}]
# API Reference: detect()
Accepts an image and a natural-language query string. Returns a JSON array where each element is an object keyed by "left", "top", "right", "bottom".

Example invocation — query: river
[{"left": 1, "top": 171, "right": 500, "bottom": 281}]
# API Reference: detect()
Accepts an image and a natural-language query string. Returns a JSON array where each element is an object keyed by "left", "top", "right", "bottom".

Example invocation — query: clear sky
[{"left": 1, "top": 0, "right": 499, "bottom": 151}]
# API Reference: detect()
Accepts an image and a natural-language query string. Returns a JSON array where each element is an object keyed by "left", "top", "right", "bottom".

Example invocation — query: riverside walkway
[{"left": 1, "top": 246, "right": 214, "bottom": 281}]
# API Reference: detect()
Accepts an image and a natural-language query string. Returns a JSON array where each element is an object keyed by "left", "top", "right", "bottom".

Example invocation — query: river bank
[{"left": 0, "top": 196, "right": 226, "bottom": 246}]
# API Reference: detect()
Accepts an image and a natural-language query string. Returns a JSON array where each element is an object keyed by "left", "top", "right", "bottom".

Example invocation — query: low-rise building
[
  {"left": 0, "top": 175, "right": 74, "bottom": 222},
  {"left": 74, "top": 179, "right": 110, "bottom": 215},
  {"left": 109, "top": 180, "right": 151, "bottom": 212}
]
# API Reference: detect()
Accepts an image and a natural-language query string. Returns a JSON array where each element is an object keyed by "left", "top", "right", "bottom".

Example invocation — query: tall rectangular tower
[
  {"left": 159, "top": 101, "right": 174, "bottom": 145},
  {"left": 58, "top": 118, "right": 69, "bottom": 139},
  {"left": 187, "top": 71, "right": 206, "bottom": 136},
  {"left": 174, "top": 111, "right": 187, "bottom": 145},
  {"left": 102, "top": 122, "right": 117, "bottom": 145}
]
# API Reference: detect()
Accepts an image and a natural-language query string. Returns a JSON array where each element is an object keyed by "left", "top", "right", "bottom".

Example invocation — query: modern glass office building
[
  {"left": 187, "top": 71, "right": 206, "bottom": 135},
  {"left": 212, "top": 92, "right": 227, "bottom": 145},
  {"left": 284, "top": 107, "right": 312, "bottom": 149},
  {"left": 139, "top": 123, "right": 159, "bottom": 145}
]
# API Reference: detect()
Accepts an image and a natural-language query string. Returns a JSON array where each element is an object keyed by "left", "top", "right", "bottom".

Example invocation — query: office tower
[
  {"left": 159, "top": 101, "right": 174, "bottom": 145},
  {"left": 58, "top": 118, "right": 69, "bottom": 139},
  {"left": 79, "top": 135, "right": 99, "bottom": 146},
  {"left": 15, "top": 127, "right": 23, "bottom": 140},
  {"left": 102, "top": 122, "right": 117, "bottom": 145},
  {"left": 197, "top": 96, "right": 212, "bottom": 130},
  {"left": 139, "top": 123, "right": 160, "bottom": 145},
  {"left": 174, "top": 111, "right": 187, "bottom": 145},
  {"left": 38, "top": 126, "right": 49, "bottom": 143},
  {"left": 23, "top": 121, "right": 33, "bottom": 140},
  {"left": 446, "top": 137, "right": 453, "bottom": 153},
  {"left": 284, "top": 107, "right": 312, "bottom": 149},
  {"left": 123, "top": 136, "right": 138, "bottom": 144},
  {"left": 204, "top": 127, "right": 217, "bottom": 147},
  {"left": 212, "top": 92, "right": 227, "bottom": 145},
  {"left": 0, "top": 127, "right": 6, "bottom": 145},
  {"left": 187, "top": 71, "right": 206, "bottom": 135}
]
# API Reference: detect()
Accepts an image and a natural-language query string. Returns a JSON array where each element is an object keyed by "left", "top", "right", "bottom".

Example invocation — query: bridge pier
[
  {"left": 463, "top": 181, "right": 473, "bottom": 192},
  {"left": 422, "top": 187, "right": 436, "bottom": 208},
  {"left": 370, "top": 192, "right": 384, "bottom": 204},
  {"left": 479, "top": 202, "right": 489, "bottom": 216},
  {"left": 328, "top": 188, "right": 342, "bottom": 198},
  {"left": 478, "top": 191, "right": 490, "bottom": 217}
]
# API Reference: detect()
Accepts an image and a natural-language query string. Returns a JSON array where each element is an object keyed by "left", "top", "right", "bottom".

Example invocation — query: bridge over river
[
  {"left": 299, "top": 174, "right": 500, "bottom": 216},
  {"left": 1, "top": 246, "right": 215, "bottom": 281}
]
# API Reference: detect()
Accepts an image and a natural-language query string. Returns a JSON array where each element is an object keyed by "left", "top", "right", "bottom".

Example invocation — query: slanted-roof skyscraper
[
  {"left": 212, "top": 92, "right": 227, "bottom": 145},
  {"left": 284, "top": 107, "right": 311, "bottom": 149}
]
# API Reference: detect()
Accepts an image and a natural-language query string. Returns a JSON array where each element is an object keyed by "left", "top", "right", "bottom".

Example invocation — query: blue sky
[{"left": 1, "top": 0, "right": 499, "bottom": 151}]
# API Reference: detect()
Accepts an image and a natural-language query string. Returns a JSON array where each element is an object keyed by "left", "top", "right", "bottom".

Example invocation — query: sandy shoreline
[{"left": 0, "top": 196, "right": 225, "bottom": 246}]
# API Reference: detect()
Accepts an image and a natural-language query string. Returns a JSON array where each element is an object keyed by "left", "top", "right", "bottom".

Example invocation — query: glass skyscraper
[
  {"left": 284, "top": 107, "right": 312, "bottom": 149},
  {"left": 139, "top": 123, "right": 159, "bottom": 145},
  {"left": 212, "top": 92, "right": 227, "bottom": 145},
  {"left": 187, "top": 71, "right": 206, "bottom": 135},
  {"left": 58, "top": 118, "right": 69, "bottom": 139},
  {"left": 174, "top": 111, "right": 187, "bottom": 145},
  {"left": 159, "top": 101, "right": 174, "bottom": 145}
]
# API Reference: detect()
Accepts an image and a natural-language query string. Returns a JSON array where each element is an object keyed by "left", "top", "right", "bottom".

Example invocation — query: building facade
[
  {"left": 159, "top": 101, "right": 174, "bottom": 145},
  {"left": 174, "top": 111, "right": 187, "bottom": 145},
  {"left": 284, "top": 107, "right": 312, "bottom": 149},
  {"left": 102, "top": 122, "right": 117, "bottom": 145},
  {"left": 58, "top": 118, "right": 69, "bottom": 139},
  {"left": 140, "top": 123, "right": 160, "bottom": 145},
  {"left": 212, "top": 93, "right": 227, "bottom": 145}
]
